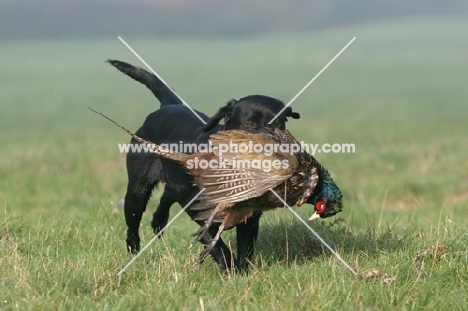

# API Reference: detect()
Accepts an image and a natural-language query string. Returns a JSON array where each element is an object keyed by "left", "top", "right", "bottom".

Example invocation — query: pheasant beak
[{"left": 308, "top": 211, "right": 320, "bottom": 221}]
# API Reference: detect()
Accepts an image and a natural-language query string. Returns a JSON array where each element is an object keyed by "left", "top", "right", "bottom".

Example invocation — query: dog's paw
[
  {"left": 151, "top": 222, "right": 168, "bottom": 237},
  {"left": 126, "top": 235, "right": 140, "bottom": 254}
]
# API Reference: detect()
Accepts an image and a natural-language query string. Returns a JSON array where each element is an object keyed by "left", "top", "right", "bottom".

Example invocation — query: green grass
[{"left": 1, "top": 16, "right": 468, "bottom": 310}]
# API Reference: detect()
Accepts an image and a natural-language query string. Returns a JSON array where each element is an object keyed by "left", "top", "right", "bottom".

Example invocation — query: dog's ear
[
  {"left": 203, "top": 99, "right": 237, "bottom": 132},
  {"left": 285, "top": 107, "right": 300, "bottom": 119}
]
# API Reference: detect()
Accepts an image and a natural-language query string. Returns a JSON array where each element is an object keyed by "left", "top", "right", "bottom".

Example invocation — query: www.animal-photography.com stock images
[{"left": 1, "top": 1, "right": 467, "bottom": 310}]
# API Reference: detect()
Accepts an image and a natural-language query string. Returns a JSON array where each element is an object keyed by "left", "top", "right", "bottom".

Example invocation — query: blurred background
[
  {"left": 1, "top": 0, "right": 467, "bottom": 39},
  {"left": 1, "top": 0, "right": 467, "bottom": 224}
]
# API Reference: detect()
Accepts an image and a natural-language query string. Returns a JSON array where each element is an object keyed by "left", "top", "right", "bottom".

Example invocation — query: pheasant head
[{"left": 307, "top": 169, "right": 343, "bottom": 220}]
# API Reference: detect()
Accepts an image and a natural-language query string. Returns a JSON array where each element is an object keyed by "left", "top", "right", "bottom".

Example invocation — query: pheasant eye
[{"left": 315, "top": 200, "right": 326, "bottom": 214}]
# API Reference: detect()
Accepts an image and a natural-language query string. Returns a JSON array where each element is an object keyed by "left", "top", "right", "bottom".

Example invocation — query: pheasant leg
[
  {"left": 193, "top": 221, "right": 226, "bottom": 266},
  {"left": 190, "top": 205, "right": 220, "bottom": 248}
]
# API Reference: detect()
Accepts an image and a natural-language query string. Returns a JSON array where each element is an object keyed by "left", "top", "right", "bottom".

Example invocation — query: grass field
[{"left": 1, "top": 17, "right": 468, "bottom": 310}]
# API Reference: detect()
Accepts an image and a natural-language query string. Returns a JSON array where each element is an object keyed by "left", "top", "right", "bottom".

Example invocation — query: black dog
[{"left": 108, "top": 60, "right": 300, "bottom": 270}]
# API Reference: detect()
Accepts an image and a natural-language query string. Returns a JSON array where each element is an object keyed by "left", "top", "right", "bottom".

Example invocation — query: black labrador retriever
[{"left": 108, "top": 60, "right": 300, "bottom": 270}]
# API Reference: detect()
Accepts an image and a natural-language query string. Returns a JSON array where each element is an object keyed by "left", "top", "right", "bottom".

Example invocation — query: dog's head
[{"left": 203, "top": 95, "right": 300, "bottom": 132}]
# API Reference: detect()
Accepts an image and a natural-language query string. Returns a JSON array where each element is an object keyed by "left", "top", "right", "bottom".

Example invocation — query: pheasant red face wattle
[
  {"left": 315, "top": 200, "right": 326, "bottom": 214},
  {"left": 308, "top": 200, "right": 327, "bottom": 221}
]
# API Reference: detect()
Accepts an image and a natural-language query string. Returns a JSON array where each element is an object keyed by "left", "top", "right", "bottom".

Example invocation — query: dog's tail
[
  {"left": 88, "top": 107, "right": 187, "bottom": 162},
  {"left": 107, "top": 59, "right": 183, "bottom": 107}
]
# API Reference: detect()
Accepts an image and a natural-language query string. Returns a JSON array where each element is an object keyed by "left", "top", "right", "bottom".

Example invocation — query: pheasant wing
[
  {"left": 209, "top": 130, "right": 299, "bottom": 172},
  {"left": 188, "top": 129, "right": 299, "bottom": 207},
  {"left": 194, "top": 167, "right": 289, "bottom": 206}
]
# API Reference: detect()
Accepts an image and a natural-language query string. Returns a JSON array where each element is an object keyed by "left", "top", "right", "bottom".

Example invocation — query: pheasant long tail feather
[{"left": 88, "top": 107, "right": 187, "bottom": 162}]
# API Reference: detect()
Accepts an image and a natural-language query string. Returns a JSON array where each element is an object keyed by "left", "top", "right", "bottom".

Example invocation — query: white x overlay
[{"left": 116, "top": 35, "right": 357, "bottom": 276}]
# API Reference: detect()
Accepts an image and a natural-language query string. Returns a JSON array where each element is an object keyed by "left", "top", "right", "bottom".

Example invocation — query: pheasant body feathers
[{"left": 126, "top": 127, "right": 342, "bottom": 232}]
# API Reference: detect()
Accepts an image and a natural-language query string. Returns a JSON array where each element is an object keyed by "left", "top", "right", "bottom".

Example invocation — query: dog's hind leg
[
  {"left": 151, "top": 186, "right": 175, "bottom": 235},
  {"left": 236, "top": 213, "right": 262, "bottom": 270}
]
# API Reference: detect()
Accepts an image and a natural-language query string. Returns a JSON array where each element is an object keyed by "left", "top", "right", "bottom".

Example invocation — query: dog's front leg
[{"left": 124, "top": 181, "right": 156, "bottom": 254}]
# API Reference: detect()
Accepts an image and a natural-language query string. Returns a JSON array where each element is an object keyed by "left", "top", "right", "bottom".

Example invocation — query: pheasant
[
  {"left": 92, "top": 109, "right": 343, "bottom": 265},
  {"left": 185, "top": 129, "right": 343, "bottom": 263}
]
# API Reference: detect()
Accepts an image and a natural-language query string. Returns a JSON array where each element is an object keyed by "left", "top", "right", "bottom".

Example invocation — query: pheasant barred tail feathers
[
  {"left": 87, "top": 107, "right": 187, "bottom": 162},
  {"left": 130, "top": 134, "right": 188, "bottom": 162}
]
